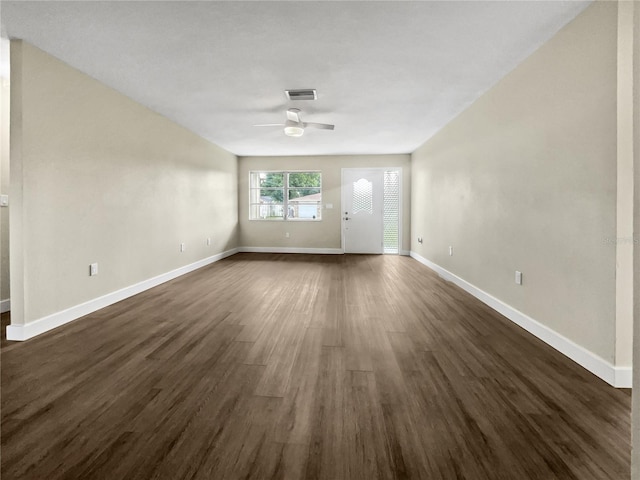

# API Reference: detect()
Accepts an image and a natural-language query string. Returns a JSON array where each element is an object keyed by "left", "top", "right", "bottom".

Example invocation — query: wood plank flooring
[{"left": 1, "top": 253, "right": 631, "bottom": 479}]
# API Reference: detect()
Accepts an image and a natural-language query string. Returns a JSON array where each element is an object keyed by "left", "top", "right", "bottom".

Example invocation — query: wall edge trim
[
  {"left": 5, "top": 248, "right": 240, "bottom": 341},
  {"left": 409, "top": 251, "right": 630, "bottom": 388},
  {"left": 237, "top": 247, "right": 344, "bottom": 254}
]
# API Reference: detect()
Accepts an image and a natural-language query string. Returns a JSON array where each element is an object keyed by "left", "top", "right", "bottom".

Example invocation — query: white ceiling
[{"left": 2, "top": 1, "right": 590, "bottom": 157}]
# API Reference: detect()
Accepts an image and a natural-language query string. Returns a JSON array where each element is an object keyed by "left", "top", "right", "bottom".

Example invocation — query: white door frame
[{"left": 341, "top": 167, "right": 403, "bottom": 254}]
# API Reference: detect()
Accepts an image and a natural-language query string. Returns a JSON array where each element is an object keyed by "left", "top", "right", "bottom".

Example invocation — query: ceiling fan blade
[
  {"left": 286, "top": 108, "right": 302, "bottom": 124},
  {"left": 253, "top": 123, "right": 285, "bottom": 127},
  {"left": 303, "top": 122, "right": 335, "bottom": 130}
]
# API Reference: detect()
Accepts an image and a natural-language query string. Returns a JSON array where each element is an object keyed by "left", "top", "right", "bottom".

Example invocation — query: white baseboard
[
  {"left": 614, "top": 367, "right": 633, "bottom": 388},
  {"left": 238, "top": 247, "right": 407, "bottom": 256},
  {"left": 238, "top": 246, "right": 344, "bottom": 255},
  {"left": 0, "top": 298, "right": 10, "bottom": 313},
  {"left": 409, "top": 251, "right": 631, "bottom": 388},
  {"left": 6, "top": 248, "right": 240, "bottom": 342}
]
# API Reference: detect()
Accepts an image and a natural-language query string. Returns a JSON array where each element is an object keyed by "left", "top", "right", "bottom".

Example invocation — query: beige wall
[
  {"left": 631, "top": 0, "right": 640, "bottom": 476},
  {"left": 239, "top": 155, "right": 410, "bottom": 252},
  {"left": 411, "top": 2, "right": 618, "bottom": 363},
  {"left": 1, "top": 38, "right": 9, "bottom": 303},
  {"left": 10, "top": 41, "right": 238, "bottom": 325},
  {"left": 617, "top": 0, "right": 637, "bottom": 370}
]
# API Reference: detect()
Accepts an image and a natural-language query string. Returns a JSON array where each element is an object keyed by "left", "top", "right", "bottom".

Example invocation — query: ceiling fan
[{"left": 253, "top": 108, "right": 335, "bottom": 137}]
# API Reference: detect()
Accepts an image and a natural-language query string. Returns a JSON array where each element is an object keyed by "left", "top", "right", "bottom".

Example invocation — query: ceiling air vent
[{"left": 285, "top": 89, "right": 317, "bottom": 101}]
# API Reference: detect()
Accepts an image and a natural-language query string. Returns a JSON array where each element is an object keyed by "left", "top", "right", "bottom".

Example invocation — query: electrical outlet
[
  {"left": 449, "top": 246, "right": 453, "bottom": 256},
  {"left": 285, "top": 232, "right": 290, "bottom": 238},
  {"left": 207, "top": 237, "right": 211, "bottom": 246},
  {"left": 0, "top": 194, "right": 8, "bottom": 207},
  {"left": 180, "top": 243, "right": 186, "bottom": 252},
  {"left": 89, "top": 263, "right": 98, "bottom": 276},
  {"left": 515, "top": 271, "right": 523, "bottom": 285}
]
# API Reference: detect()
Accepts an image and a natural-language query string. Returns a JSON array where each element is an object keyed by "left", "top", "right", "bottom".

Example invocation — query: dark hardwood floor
[{"left": 1, "top": 253, "right": 631, "bottom": 479}]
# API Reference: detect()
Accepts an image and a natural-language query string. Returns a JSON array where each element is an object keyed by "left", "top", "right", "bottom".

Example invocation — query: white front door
[{"left": 342, "top": 169, "right": 384, "bottom": 254}]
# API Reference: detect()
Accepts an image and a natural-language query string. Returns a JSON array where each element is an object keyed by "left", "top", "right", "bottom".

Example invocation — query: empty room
[{"left": 1, "top": 1, "right": 639, "bottom": 479}]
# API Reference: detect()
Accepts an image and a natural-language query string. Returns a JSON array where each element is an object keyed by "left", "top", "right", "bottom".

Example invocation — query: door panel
[{"left": 342, "top": 169, "right": 384, "bottom": 254}]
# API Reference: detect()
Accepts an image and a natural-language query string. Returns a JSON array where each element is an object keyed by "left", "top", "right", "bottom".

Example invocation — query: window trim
[{"left": 249, "top": 170, "right": 323, "bottom": 222}]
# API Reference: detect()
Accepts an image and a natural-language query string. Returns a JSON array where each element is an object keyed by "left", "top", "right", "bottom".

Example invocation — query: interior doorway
[{"left": 1, "top": 37, "right": 10, "bottom": 316}]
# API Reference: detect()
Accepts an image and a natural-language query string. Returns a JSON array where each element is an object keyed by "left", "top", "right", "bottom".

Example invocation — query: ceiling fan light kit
[{"left": 284, "top": 122, "right": 305, "bottom": 137}]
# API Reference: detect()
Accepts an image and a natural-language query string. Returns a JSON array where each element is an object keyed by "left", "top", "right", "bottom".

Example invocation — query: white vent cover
[{"left": 285, "top": 89, "right": 317, "bottom": 101}]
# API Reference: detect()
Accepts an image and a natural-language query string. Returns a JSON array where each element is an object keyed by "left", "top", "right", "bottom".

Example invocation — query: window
[{"left": 250, "top": 171, "right": 322, "bottom": 221}]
